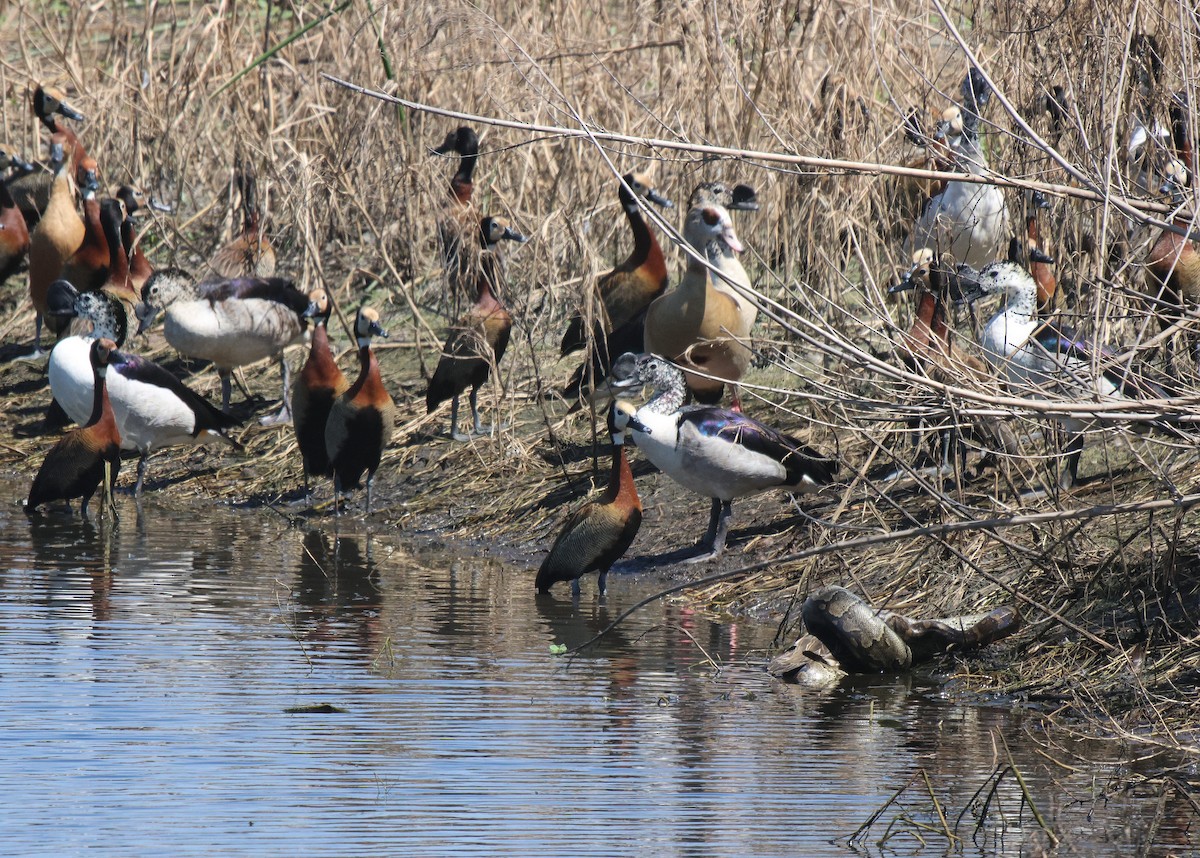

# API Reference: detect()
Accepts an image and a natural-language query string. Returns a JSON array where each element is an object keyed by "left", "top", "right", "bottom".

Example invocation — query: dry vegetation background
[{"left": 0, "top": 0, "right": 1198, "bottom": 742}]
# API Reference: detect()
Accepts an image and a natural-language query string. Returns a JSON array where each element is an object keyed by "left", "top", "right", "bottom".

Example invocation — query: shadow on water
[{"left": 0, "top": 477, "right": 1195, "bottom": 856}]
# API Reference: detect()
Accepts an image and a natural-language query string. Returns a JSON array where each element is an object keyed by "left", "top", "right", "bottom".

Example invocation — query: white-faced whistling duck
[
  {"left": 116, "top": 184, "right": 167, "bottom": 292},
  {"left": 612, "top": 353, "right": 838, "bottom": 561},
  {"left": 906, "top": 68, "right": 1010, "bottom": 269},
  {"left": 325, "top": 306, "right": 394, "bottom": 515},
  {"left": 33, "top": 86, "right": 88, "bottom": 172},
  {"left": 643, "top": 203, "right": 753, "bottom": 410},
  {"left": 561, "top": 172, "right": 673, "bottom": 403},
  {"left": 137, "top": 269, "right": 310, "bottom": 424},
  {"left": 205, "top": 166, "right": 275, "bottom": 280},
  {"left": 47, "top": 279, "right": 243, "bottom": 496},
  {"left": 432, "top": 126, "right": 481, "bottom": 302},
  {"left": 0, "top": 156, "right": 31, "bottom": 284},
  {"left": 11, "top": 86, "right": 90, "bottom": 228},
  {"left": 561, "top": 172, "right": 673, "bottom": 356},
  {"left": 1145, "top": 109, "right": 1200, "bottom": 368},
  {"left": 426, "top": 215, "right": 526, "bottom": 440},
  {"left": 27, "top": 146, "right": 97, "bottom": 352},
  {"left": 28, "top": 337, "right": 122, "bottom": 519},
  {"left": 536, "top": 400, "right": 642, "bottom": 596},
  {"left": 958, "top": 261, "right": 1180, "bottom": 492},
  {"left": 292, "top": 288, "right": 349, "bottom": 493}
]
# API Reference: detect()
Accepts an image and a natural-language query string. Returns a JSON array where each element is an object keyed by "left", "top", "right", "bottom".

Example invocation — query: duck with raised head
[
  {"left": 47, "top": 279, "right": 242, "bottom": 496},
  {"left": 27, "top": 145, "right": 97, "bottom": 352},
  {"left": 205, "top": 167, "right": 275, "bottom": 281},
  {"left": 325, "top": 306, "right": 393, "bottom": 515},
  {"left": 426, "top": 216, "right": 526, "bottom": 440},
  {"left": 562, "top": 172, "right": 673, "bottom": 402},
  {"left": 116, "top": 184, "right": 167, "bottom": 292},
  {"left": 906, "top": 68, "right": 1010, "bottom": 268},
  {"left": 958, "top": 260, "right": 1181, "bottom": 491},
  {"left": 7, "top": 86, "right": 89, "bottom": 227},
  {"left": 433, "top": 126, "right": 481, "bottom": 302},
  {"left": 643, "top": 203, "right": 754, "bottom": 410},
  {"left": 561, "top": 172, "right": 673, "bottom": 357},
  {"left": 612, "top": 353, "right": 837, "bottom": 561},
  {"left": 536, "top": 400, "right": 642, "bottom": 596},
  {"left": 292, "top": 288, "right": 349, "bottom": 492},
  {"left": 137, "top": 269, "right": 309, "bottom": 424},
  {"left": 57, "top": 178, "right": 109, "bottom": 294},
  {"left": 1006, "top": 189, "right": 1059, "bottom": 315},
  {"left": 27, "top": 337, "right": 122, "bottom": 519}
]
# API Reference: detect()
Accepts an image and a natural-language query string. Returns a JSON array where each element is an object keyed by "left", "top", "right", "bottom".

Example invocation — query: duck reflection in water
[
  {"left": 25, "top": 512, "right": 117, "bottom": 624},
  {"left": 297, "top": 530, "right": 382, "bottom": 661}
]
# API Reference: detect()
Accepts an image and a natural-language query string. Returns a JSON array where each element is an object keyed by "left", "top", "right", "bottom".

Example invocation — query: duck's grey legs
[
  {"left": 260, "top": 357, "right": 293, "bottom": 426},
  {"left": 219, "top": 370, "right": 233, "bottom": 413},
  {"left": 134, "top": 452, "right": 149, "bottom": 497},
  {"left": 450, "top": 395, "right": 471, "bottom": 442},
  {"left": 687, "top": 498, "right": 732, "bottom": 563}
]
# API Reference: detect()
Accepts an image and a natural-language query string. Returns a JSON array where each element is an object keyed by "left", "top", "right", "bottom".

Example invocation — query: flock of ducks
[{"left": 7, "top": 64, "right": 1200, "bottom": 597}]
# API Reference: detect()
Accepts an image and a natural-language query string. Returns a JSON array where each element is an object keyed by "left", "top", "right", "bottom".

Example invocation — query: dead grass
[{"left": 0, "top": 0, "right": 1199, "bottom": 747}]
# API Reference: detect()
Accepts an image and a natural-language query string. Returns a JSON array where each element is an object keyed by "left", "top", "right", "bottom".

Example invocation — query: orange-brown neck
[
  {"left": 602, "top": 441, "right": 641, "bottom": 510},
  {"left": 348, "top": 343, "right": 388, "bottom": 406},
  {"left": 303, "top": 321, "right": 345, "bottom": 386}
]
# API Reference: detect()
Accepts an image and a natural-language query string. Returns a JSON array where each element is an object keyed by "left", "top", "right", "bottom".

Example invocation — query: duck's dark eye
[{"left": 702, "top": 209, "right": 719, "bottom": 226}]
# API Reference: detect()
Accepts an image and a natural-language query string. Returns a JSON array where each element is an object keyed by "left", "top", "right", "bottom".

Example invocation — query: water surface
[{"left": 0, "top": 478, "right": 1194, "bottom": 856}]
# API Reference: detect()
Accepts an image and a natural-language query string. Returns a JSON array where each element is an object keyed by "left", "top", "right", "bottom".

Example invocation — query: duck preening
[
  {"left": 325, "top": 306, "right": 394, "bottom": 515},
  {"left": 957, "top": 260, "right": 1184, "bottom": 491},
  {"left": 292, "top": 289, "right": 349, "bottom": 492},
  {"left": 137, "top": 269, "right": 310, "bottom": 424},
  {"left": 47, "top": 279, "right": 242, "bottom": 496},
  {"left": 27, "top": 337, "right": 122, "bottom": 519},
  {"left": 643, "top": 203, "right": 754, "bottom": 410},
  {"left": 906, "top": 67, "right": 1010, "bottom": 268},
  {"left": 426, "top": 215, "right": 526, "bottom": 440},
  {"left": 612, "top": 353, "right": 837, "bottom": 561},
  {"left": 536, "top": 400, "right": 642, "bottom": 596}
]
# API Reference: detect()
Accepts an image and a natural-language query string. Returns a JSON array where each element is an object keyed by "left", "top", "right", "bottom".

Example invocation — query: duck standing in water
[
  {"left": 536, "top": 401, "right": 642, "bottom": 596},
  {"left": 613, "top": 353, "right": 838, "bottom": 561},
  {"left": 47, "top": 279, "right": 242, "bottom": 497},
  {"left": 27, "top": 337, "right": 122, "bottom": 519},
  {"left": 426, "top": 216, "right": 526, "bottom": 440},
  {"left": 326, "top": 306, "right": 393, "bottom": 515}
]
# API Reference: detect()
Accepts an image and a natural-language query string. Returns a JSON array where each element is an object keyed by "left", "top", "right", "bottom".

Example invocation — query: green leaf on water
[{"left": 549, "top": 643, "right": 568, "bottom": 655}]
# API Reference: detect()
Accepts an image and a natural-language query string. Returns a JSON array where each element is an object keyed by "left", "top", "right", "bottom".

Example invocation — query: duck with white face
[
  {"left": 956, "top": 261, "right": 1181, "bottom": 492},
  {"left": 611, "top": 352, "right": 837, "bottom": 561}
]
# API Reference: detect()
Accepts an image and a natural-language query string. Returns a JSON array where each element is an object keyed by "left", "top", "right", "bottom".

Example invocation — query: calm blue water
[{"left": 0, "top": 477, "right": 1193, "bottom": 856}]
